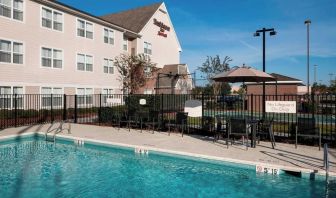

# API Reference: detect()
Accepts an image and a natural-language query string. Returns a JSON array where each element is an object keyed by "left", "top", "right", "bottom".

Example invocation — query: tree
[
  {"left": 114, "top": 54, "right": 157, "bottom": 94},
  {"left": 197, "top": 55, "right": 232, "bottom": 95},
  {"left": 329, "top": 80, "right": 336, "bottom": 93}
]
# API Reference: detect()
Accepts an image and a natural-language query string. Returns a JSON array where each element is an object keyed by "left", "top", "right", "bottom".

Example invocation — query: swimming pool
[{"left": 0, "top": 135, "right": 334, "bottom": 198}]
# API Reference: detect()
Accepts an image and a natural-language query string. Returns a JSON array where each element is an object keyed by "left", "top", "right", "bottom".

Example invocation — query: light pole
[
  {"left": 304, "top": 19, "right": 311, "bottom": 95},
  {"left": 254, "top": 28, "right": 277, "bottom": 117},
  {"left": 314, "top": 64, "right": 317, "bottom": 84}
]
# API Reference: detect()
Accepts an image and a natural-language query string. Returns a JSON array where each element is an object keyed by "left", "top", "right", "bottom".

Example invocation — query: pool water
[{"left": 0, "top": 136, "right": 334, "bottom": 198}]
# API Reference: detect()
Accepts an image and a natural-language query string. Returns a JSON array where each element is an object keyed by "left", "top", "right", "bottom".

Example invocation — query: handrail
[{"left": 324, "top": 143, "right": 329, "bottom": 175}]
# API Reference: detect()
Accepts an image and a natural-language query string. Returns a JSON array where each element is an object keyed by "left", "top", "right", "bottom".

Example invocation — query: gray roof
[
  {"left": 269, "top": 73, "right": 301, "bottom": 82},
  {"left": 100, "top": 2, "right": 162, "bottom": 33},
  {"left": 158, "top": 64, "right": 188, "bottom": 87}
]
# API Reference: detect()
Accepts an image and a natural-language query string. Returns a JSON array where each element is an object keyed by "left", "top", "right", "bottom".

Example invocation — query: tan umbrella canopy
[{"left": 212, "top": 66, "right": 275, "bottom": 83}]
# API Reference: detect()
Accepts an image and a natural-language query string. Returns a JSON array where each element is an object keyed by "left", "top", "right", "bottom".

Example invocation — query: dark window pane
[
  {"left": 53, "top": 60, "right": 62, "bottom": 68},
  {"left": 77, "top": 29, "right": 85, "bottom": 37},
  {"left": 86, "top": 31, "right": 93, "bottom": 39},
  {"left": 0, "top": 52, "right": 11, "bottom": 63},
  {"left": 13, "top": 54, "right": 23, "bottom": 64},
  {"left": 42, "top": 58, "right": 52, "bottom": 67},
  {"left": 53, "top": 22, "right": 62, "bottom": 31},
  {"left": 0, "top": 5, "right": 11, "bottom": 18},
  {"left": 13, "top": 10, "right": 23, "bottom": 21},
  {"left": 104, "top": 66, "right": 108, "bottom": 73},
  {"left": 77, "top": 63, "right": 85, "bottom": 71}
]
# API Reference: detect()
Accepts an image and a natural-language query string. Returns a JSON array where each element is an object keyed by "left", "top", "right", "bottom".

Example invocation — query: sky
[{"left": 59, "top": 0, "right": 336, "bottom": 85}]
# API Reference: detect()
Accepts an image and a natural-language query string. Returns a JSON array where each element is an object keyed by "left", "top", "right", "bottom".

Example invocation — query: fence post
[
  {"left": 161, "top": 93, "right": 163, "bottom": 128},
  {"left": 63, "top": 94, "right": 67, "bottom": 121},
  {"left": 251, "top": 94, "right": 254, "bottom": 118},
  {"left": 201, "top": 93, "right": 204, "bottom": 129},
  {"left": 74, "top": 94, "right": 78, "bottom": 123},
  {"left": 14, "top": 94, "right": 17, "bottom": 127},
  {"left": 99, "top": 94, "right": 102, "bottom": 124},
  {"left": 50, "top": 94, "right": 54, "bottom": 122}
]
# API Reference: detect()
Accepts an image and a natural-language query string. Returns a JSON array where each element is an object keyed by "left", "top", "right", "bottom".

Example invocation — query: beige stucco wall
[
  {"left": 137, "top": 3, "right": 181, "bottom": 68},
  {"left": 0, "top": 0, "right": 122, "bottom": 93}
]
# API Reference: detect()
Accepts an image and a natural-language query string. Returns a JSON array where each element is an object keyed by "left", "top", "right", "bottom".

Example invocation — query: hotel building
[{"left": 0, "top": 0, "right": 190, "bottom": 106}]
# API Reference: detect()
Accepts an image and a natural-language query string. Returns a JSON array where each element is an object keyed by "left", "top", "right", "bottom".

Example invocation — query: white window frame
[
  {"left": 77, "top": 53, "right": 93, "bottom": 72},
  {"left": 144, "top": 41, "right": 152, "bottom": 55},
  {"left": 40, "top": 87, "right": 64, "bottom": 108},
  {"left": 40, "top": 46, "right": 63, "bottom": 69},
  {"left": 0, "top": 37, "right": 24, "bottom": 65},
  {"left": 40, "top": 6, "right": 64, "bottom": 32},
  {"left": 144, "top": 89, "right": 153, "bottom": 95},
  {"left": 102, "top": 88, "right": 113, "bottom": 105},
  {"left": 76, "top": 88, "right": 93, "bottom": 107},
  {"left": 76, "top": 18, "right": 94, "bottom": 39},
  {"left": 0, "top": 86, "right": 24, "bottom": 109},
  {"left": 123, "top": 37, "right": 128, "bottom": 51},
  {"left": 103, "top": 28, "right": 114, "bottom": 45},
  {"left": 103, "top": 58, "right": 114, "bottom": 74},
  {"left": 0, "top": 0, "right": 24, "bottom": 22}
]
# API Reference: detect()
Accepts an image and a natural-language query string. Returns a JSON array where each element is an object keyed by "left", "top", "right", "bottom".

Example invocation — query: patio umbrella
[{"left": 212, "top": 66, "right": 276, "bottom": 117}]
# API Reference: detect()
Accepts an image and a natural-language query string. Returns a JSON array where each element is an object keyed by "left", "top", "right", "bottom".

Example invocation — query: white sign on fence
[
  {"left": 139, "top": 99, "right": 146, "bottom": 105},
  {"left": 265, "top": 101, "right": 296, "bottom": 113},
  {"left": 184, "top": 100, "right": 202, "bottom": 117}
]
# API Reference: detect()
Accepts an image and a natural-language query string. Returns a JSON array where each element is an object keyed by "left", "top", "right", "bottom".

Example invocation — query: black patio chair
[
  {"left": 295, "top": 117, "right": 321, "bottom": 150},
  {"left": 168, "top": 112, "right": 188, "bottom": 137},
  {"left": 110, "top": 112, "right": 122, "bottom": 130},
  {"left": 202, "top": 116, "right": 217, "bottom": 142},
  {"left": 215, "top": 115, "right": 228, "bottom": 142},
  {"left": 228, "top": 117, "right": 249, "bottom": 150},
  {"left": 139, "top": 110, "right": 161, "bottom": 133},
  {"left": 257, "top": 117, "right": 275, "bottom": 149},
  {"left": 119, "top": 110, "right": 140, "bottom": 131}
]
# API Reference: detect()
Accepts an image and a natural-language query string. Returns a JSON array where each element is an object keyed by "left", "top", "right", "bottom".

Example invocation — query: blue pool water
[{"left": 0, "top": 135, "right": 334, "bottom": 198}]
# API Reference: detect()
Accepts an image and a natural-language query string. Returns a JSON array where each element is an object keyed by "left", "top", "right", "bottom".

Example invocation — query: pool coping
[{"left": 0, "top": 132, "right": 335, "bottom": 179}]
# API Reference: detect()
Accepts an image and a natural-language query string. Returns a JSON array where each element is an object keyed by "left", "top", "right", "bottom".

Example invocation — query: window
[
  {"left": 103, "top": 58, "right": 113, "bottom": 74},
  {"left": 0, "top": 39, "right": 23, "bottom": 64},
  {"left": 102, "top": 88, "right": 113, "bottom": 104},
  {"left": 41, "top": 87, "right": 63, "bottom": 108},
  {"left": 77, "top": 19, "right": 93, "bottom": 39},
  {"left": 123, "top": 37, "right": 128, "bottom": 51},
  {"left": 104, "top": 28, "right": 114, "bottom": 45},
  {"left": 144, "top": 89, "right": 152, "bottom": 95},
  {"left": 0, "top": 0, "right": 23, "bottom": 21},
  {"left": 42, "top": 7, "right": 63, "bottom": 31},
  {"left": 77, "top": 54, "right": 93, "bottom": 72},
  {"left": 77, "top": 88, "right": 93, "bottom": 106},
  {"left": 0, "top": 86, "right": 23, "bottom": 109},
  {"left": 41, "top": 47, "right": 63, "bottom": 68},
  {"left": 144, "top": 42, "right": 152, "bottom": 55}
]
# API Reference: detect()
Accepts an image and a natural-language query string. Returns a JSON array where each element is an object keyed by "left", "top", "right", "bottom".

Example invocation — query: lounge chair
[
  {"left": 228, "top": 117, "right": 249, "bottom": 150},
  {"left": 295, "top": 117, "right": 321, "bottom": 150},
  {"left": 202, "top": 116, "right": 216, "bottom": 142},
  {"left": 216, "top": 115, "right": 228, "bottom": 140},
  {"left": 168, "top": 112, "right": 188, "bottom": 137},
  {"left": 257, "top": 117, "right": 275, "bottom": 149},
  {"left": 140, "top": 110, "right": 161, "bottom": 133}
]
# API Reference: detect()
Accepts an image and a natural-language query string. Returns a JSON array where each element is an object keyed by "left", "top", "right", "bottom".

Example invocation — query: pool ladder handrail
[
  {"left": 45, "top": 121, "right": 70, "bottom": 142},
  {"left": 323, "top": 143, "right": 329, "bottom": 176},
  {"left": 324, "top": 143, "right": 330, "bottom": 198}
]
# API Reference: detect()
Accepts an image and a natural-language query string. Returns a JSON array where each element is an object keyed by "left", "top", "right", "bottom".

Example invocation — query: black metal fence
[{"left": 0, "top": 93, "right": 335, "bottom": 144}]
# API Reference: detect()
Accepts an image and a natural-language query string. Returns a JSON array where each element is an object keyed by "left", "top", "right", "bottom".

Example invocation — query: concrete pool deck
[{"left": 0, "top": 123, "right": 335, "bottom": 177}]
